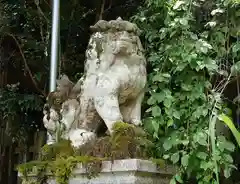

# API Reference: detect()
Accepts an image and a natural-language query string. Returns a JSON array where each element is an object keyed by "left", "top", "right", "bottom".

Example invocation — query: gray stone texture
[{"left": 20, "top": 159, "right": 174, "bottom": 184}]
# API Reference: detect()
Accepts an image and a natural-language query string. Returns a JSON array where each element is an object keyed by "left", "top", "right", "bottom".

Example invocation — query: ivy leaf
[
  {"left": 223, "top": 154, "right": 233, "bottom": 163},
  {"left": 198, "top": 138, "right": 208, "bottom": 146},
  {"left": 175, "top": 174, "right": 183, "bottom": 183},
  {"left": 163, "top": 154, "right": 170, "bottom": 159},
  {"left": 196, "top": 152, "right": 208, "bottom": 160},
  {"left": 200, "top": 160, "right": 214, "bottom": 171},
  {"left": 159, "top": 28, "right": 167, "bottom": 39},
  {"left": 145, "top": 108, "right": 151, "bottom": 113},
  {"left": 201, "top": 175, "right": 212, "bottom": 183},
  {"left": 231, "top": 61, "right": 240, "bottom": 76},
  {"left": 148, "top": 54, "right": 161, "bottom": 63},
  {"left": 162, "top": 73, "right": 171, "bottom": 78},
  {"left": 163, "top": 139, "right": 172, "bottom": 151},
  {"left": 211, "top": 8, "right": 224, "bottom": 15},
  {"left": 193, "top": 131, "right": 208, "bottom": 146},
  {"left": 224, "top": 167, "right": 232, "bottom": 178},
  {"left": 164, "top": 98, "right": 172, "bottom": 108},
  {"left": 173, "top": 1, "right": 185, "bottom": 10},
  {"left": 147, "top": 96, "right": 156, "bottom": 105},
  {"left": 205, "top": 58, "right": 218, "bottom": 73},
  {"left": 152, "top": 74, "right": 165, "bottom": 82},
  {"left": 34, "top": 72, "right": 42, "bottom": 82},
  {"left": 151, "top": 119, "right": 160, "bottom": 133},
  {"left": 171, "top": 152, "right": 180, "bottom": 164},
  {"left": 181, "top": 154, "right": 189, "bottom": 167},
  {"left": 181, "top": 139, "right": 189, "bottom": 146},
  {"left": 179, "top": 18, "right": 188, "bottom": 26},
  {"left": 175, "top": 62, "right": 188, "bottom": 72},
  {"left": 205, "top": 21, "right": 217, "bottom": 28},
  {"left": 232, "top": 43, "right": 240, "bottom": 53},
  {"left": 152, "top": 73, "right": 171, "bottom": 83},
  {"left": 151, "top": 105, "right": 162, "bottom": 117},
  {"left": 167, "top": 119, "right": 174, "bottom": 127},
  {"left": 195, "top": 39, "right": 212, "bottom": 54},
  {"left": 170, "top": 178, "right": 176, "bottom": 184},
  {"left": 224, "top": 141, "right": 235, "bottom": 152},
  {"left": 181, "top": 83, "right": 192, "bottom": 91},
  {"left": 173, "top": 110, "right": 181, "bottom": 119},
  {"left": 152, "top": 92, "right": 165, "bottom": 103},
  {"left": 218, "top": 139, "right": 235, "bottom": 152}
]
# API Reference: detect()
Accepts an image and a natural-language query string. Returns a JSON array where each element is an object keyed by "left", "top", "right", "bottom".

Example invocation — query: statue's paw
[
  {"left": 43, "top": 115, "right": 58, "bottom": 132},
  {"left": 131, "top": 119, "right": 142, "bottom": 126},
  {"left": 69, "top": 129, "right": 96, "bottom": 148},
  {"left": 48, "top": 108, "right": 60, "bottom": 121}
]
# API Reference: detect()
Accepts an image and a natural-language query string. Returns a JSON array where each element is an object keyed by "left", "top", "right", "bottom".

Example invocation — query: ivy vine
[{"left": 132, "top": 0, "right": 240, "bottom": 183}]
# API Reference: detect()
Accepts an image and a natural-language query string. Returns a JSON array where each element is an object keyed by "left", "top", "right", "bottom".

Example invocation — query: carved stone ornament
[{"left": 43, "top": 17, "right": 147, "bottom": 148}]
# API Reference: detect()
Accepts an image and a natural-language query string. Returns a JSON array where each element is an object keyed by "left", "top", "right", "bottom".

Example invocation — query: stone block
[{"left": 19, "top": 159, "right": 175, "bottom": 184}]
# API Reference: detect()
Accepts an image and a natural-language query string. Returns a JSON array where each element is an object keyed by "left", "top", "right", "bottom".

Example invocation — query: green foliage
[
  {"left": 132, "top": 0, "right": 240, "bottom": 183},
  {"left": 17, "top": 122, "right": 154, "bottom": 184},
  {"left": 0, "top": 83, "right": 44, "bottom": 142}
]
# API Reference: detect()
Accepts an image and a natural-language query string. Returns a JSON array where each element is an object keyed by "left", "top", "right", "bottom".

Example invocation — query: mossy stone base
[{"left": 19, "top": 159, "right": 175, "bottom": 184}]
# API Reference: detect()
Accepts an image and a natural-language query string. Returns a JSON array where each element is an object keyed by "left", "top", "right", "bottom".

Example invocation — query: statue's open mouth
[{"left": 120, "top": 37, "right": 132, "bottom": 43}]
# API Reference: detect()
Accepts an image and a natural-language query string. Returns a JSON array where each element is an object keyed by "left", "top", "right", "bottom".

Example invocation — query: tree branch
[
  {"left": 99, "top": 0, "right": 106, "bottom": 20},
  {"left": 95, "top": 0, "right": 106, "bottom": 22},
  {"left": 6, "top": 33, "right": 46, "bottom": 97}
]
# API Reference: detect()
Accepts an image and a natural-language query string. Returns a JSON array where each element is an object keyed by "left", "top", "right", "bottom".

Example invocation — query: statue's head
[{"left": 86, "top": 17, "right": 145, "bottom": 65}]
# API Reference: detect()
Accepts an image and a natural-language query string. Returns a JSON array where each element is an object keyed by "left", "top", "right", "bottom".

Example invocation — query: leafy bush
[{"left": 132, "top": 0, "right": 240, "bottom": 183}]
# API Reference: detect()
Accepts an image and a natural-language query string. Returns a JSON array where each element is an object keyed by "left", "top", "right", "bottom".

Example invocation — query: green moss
[{"left": 17, "top": 122, "right": 157, "bottom": 184}]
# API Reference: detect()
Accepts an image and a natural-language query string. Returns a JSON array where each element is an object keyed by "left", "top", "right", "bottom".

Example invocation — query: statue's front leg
[
  {"left": 129, "top": 91, "right": 145, "bottom": 126},
  {"left": 43, "top": 108, "right": 60, "bottom": 144},
  {"left": 120, "top": 91, "right": 144, "bottom": 126},
  {"left": 94, "top": 75, "right": 123, "bottom": 133},
  {"left": 64, "top": 97, "right": 98, "bottom": 148},
  {"left": 94, "top": 94, "right": 123, "bottom": 133}
]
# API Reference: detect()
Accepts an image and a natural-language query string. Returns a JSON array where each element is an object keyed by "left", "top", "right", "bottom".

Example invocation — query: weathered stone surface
[
  {"left": 43, "top": 17, "right": 147, "bottom": 148},
  {"left": 19, "top": 159, "right": 175, "bottom": 184}
]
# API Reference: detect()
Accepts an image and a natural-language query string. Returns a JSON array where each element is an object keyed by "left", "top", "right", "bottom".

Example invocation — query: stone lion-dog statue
[{"left": 43, "top": 17, "right": 147, "bottom": 148}]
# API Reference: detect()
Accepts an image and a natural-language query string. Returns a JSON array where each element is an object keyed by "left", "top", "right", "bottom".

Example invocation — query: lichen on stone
[{"left": 17, "top": 122, "right": 154, "bottom": 184}]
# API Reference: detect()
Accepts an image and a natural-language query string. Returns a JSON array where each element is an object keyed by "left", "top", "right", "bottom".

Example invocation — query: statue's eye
[
  {"left": 55, "top": 99, "right": 62, "bottom": 105},
  {"left": 87, "top": 44, "right": 93, "bottom": 50},
  {"left": 80, "top": 132, "right": 85, "bottom": 136},
  {"left": 47, "top": 114, "right": 50, "bottom": 120},
  {"left": 44, "top": 104, "right": 50, "bottom": 111}
]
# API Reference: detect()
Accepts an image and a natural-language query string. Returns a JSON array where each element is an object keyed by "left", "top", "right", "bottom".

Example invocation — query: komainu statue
[{"left": 43, "top": 17, "right": 147, "bottom": 148}]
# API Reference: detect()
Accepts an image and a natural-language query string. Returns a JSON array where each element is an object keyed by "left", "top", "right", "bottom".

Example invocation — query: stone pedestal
[{"left": 19, "top": 159, "right": 175, "bottom": 184}]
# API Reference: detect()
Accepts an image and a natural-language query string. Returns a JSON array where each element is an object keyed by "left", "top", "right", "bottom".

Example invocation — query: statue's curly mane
[{"left": 84, "top": 17, "right": 145, "bottom": 74}]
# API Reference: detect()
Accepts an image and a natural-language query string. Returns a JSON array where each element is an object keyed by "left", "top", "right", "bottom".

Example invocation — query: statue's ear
[
  {"left": 60, "top": 74, "right": 70, "bottom": 80},
  {"left": 46, "top": 91, "right": 55, "bottom": 105},
  {"left": 116, "top": 17, "right": 123, "bottom": 21},
  {"left": 57, "top": 74, "right": 74, "bottom": 89},
  {"left": 58, "top": 74, "right": 70, "bottom": 83}
]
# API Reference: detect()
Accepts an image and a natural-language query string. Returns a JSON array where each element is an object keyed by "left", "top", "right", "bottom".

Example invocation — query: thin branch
[
  {"left": 104, "top": 0, "right": 113, "bottom": 13},
  {"left": 6, "top": 33, "right": 46, "bottom": 97},
  {"left": 95, "top": 0, "right": 106, "bottom": 22},
  {"left": 99, "top": 0, "right": 106, "bottom": 20}
]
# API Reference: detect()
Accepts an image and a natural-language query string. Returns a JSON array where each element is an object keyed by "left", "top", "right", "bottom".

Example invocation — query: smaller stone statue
[{"left": 43, "top": 17, "right": 147, "bottom": 148}]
